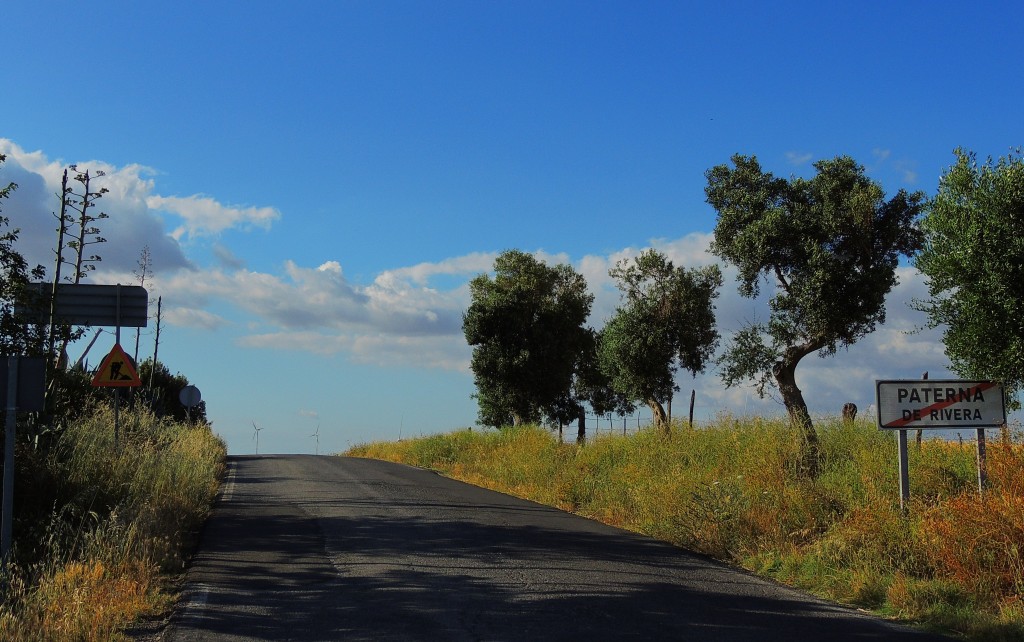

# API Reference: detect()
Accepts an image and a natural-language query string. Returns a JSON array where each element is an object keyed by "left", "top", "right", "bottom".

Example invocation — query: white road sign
[{"left": 876, "top": 380, "right": 1006, "bottom": 429}]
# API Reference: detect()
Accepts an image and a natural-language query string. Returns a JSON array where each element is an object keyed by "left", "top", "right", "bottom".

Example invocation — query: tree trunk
[
  {"left": 841, "top": 403, "right": 857, "bottom": 423},
  {"left": 773, "top": 355, "right": 820, "bottom": 478},
  {"left": 576, "top": 410, "right": 586, "bottom": 445},
  {"left": 647, "top": 399, "right": 669, "bottom": 435}
]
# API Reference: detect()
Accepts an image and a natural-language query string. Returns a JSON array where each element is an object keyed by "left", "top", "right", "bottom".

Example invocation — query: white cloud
[
  {"left": 578, "top": 232, "right": 723, "bottom": 324},
  {"left": 382, "top": 252, "right": 497, "bottom": 286},
  {"left": 236, "top": 331, "right": 352, "bottom": 355},
  {"left": 652, "top": 233, "right": 719, "bottom": 267},
  {"left": 158, "top": 254, "right": 470, "bottom": 356},
  {"left": 893, "top": 159, "right": 919, "bottom": 185},
  {"left": 703, "top": 264, "right": 955, "bottom": 420},
  {"left": 349, "top": 334, "right": 472, "bottom": 371},
  {"left": 163, "top": 307, "right": 231, "bottom": 330},
  {"left": 0, "top": 139, "right": 191, "bottom": 276},
  {"left": 786, "top": 151, "right": 813, "bottom": 165},
  {"left": 866, "top": 148, "right": 920, "bottom": 186},
  {"left": 147, "top": 194, "right": 279, "bottom": 240},
  {"left": 572, "top": 235, "right": 955, "bottom": 421},
  {"left": 213, "top": 243, "right": 245, "bottom": 270},
  {"left": 235, "top": 331, "right": 472, "bottom": 371},
  {"left": 145, "top": 229, "right": 953, "bottom": 417},
  {"left": 0, "top": 140, "right": 278, "bottom": 278},
  {"left": 168, "top": 246, "right": 611, "bottom": 369}
]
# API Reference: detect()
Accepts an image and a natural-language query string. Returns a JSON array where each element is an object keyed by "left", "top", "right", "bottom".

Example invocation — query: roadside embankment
[
  {"left": 0, "top": 405, "right": 226, "bottom": 641},
  {"left": 349, "top": 418, "right": 1024, "bottom": 641}
]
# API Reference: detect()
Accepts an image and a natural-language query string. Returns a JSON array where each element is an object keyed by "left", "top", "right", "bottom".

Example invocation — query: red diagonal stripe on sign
[{"left": 885, "top": 381, "right": 999, "bottom": 428}]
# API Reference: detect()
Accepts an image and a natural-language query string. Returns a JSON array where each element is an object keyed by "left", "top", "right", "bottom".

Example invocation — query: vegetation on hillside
[
  {"left": 0, "top": 405, "right": 225, "bottom": 641},
  {"left": 349, "top": 420, "right": 1024, "bottom": 641},
  {"left": 463, "top": 153, "right": 944, "bottom": 478}
]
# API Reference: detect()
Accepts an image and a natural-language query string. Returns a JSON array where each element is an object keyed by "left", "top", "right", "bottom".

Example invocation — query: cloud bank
[
  {"left": 1, "top": 139, "right": 953, "bottom": 420},
  {"left": 0, "top": 140, "right": 191, "bottom": 276}
]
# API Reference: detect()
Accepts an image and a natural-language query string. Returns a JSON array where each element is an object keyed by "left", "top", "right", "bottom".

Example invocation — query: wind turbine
[
  {"left": 252, "top": 421, "right": 263, "bottom": 455},
  {"left": 311, "top": 424, "right": 320, "bottom": 455}
]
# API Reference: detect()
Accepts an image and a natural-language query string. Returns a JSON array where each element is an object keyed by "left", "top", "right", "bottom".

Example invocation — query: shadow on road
[{"left": 167, "top": 456, "right": 949, "bottom": 642}]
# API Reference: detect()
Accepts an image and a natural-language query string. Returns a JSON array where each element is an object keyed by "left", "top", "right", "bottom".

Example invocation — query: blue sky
[{"left": 2, "top": 1, "right": 1021, "bottom": 454}]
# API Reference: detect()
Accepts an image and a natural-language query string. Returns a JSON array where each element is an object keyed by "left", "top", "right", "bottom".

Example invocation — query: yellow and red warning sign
[{"left": 91, "top": 343, "right": 142, "bottom": 387}]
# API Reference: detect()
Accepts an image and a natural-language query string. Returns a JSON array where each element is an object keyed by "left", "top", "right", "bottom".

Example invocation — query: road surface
[{"left": 164, "top": 455, "right": 948, "bottom": 641}]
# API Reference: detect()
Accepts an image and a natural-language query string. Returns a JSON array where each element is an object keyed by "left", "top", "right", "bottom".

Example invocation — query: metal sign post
[
  {"left": 876, "top": 379, "right": 1006, "bottom": 508},
  {"left": 897, "top": 429, "right": 911, "bottom": 510},
  {"left": 976, "top": 428, "right": 988, "bottom": 492},
  {"left": 3, "top": 357, "right": 18, "bottom": 568},
  {"left": 1, "top": 357, "right": 45, "bottom": 569}
]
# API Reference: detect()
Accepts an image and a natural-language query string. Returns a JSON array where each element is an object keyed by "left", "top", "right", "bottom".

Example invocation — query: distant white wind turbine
[{"left": 252, "top": 421, "right": 263, "bottom": 455}]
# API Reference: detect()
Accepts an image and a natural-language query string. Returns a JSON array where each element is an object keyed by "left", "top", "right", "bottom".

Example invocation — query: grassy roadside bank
[
  {"left": 348, "top": 418, "right": 1024, "bottom": 641},
  {"left": 0, "top": 405, "right": 226, "bottom": 641}
]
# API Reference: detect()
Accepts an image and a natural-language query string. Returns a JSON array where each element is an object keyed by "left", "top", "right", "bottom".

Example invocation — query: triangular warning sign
[{"left": 91, "top": 343, "right": 142, "bottom": 387}]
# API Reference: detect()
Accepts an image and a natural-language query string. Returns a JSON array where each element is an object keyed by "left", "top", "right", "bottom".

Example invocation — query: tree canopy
[
  {"left": 599, "top": 249, "right": 721, "bottom": 433},
  {"left": 915, "top": 148, "right": 1024, "bottom": 408},
  {"left": 705, "top": 154, "right": 924, "bottom": 471},
  {"left": 463, "top": 250, "right": 593, "bottom": 427},
  {"left": 0, "top": 154, "right": 47, "bottom": 357}
]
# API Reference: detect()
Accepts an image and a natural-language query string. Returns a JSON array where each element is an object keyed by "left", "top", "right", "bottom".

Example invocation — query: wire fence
[
  {"left": 548, "top": 401, "right": 722, "bottom": 440},
  {"left": 583, "top": 412, "right": 654, "bottom": 437}
]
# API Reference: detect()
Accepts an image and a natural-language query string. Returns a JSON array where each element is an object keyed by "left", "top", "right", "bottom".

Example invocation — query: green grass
[
  {"left": 348, "top": 417, "right": 1024, "bottom": 641},
  {"left": 0, "top": 404, "right": 226, "bottom": 641}
]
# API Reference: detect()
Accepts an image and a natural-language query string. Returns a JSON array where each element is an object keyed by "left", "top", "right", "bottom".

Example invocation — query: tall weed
[
  {"left": 922, "top": 443, "right": 1024, "bottom": 599},
  {"left": 0, "top": 405, "right": 225, "bottom": 641}
]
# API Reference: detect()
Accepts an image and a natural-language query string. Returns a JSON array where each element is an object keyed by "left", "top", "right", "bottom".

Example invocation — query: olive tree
[
  {"left": 572, "top": 327, "right": 636, "bottom": 443},
  {"left": 705, "top": 154, "right": 924, "bottom": 473},
  {"left": 915, "top": 148, "right": 1024, "bottom": 408},
  {"left": 599, "top": 249, "right": 721, "bottom": 434},
  {"left": 463, "top": 250, "right": 593, "bottom": 427}
]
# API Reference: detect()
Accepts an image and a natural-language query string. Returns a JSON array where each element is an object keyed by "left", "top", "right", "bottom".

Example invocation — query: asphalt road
[{"left": 164, "top": 455, "right": 949, "bottom": 641}]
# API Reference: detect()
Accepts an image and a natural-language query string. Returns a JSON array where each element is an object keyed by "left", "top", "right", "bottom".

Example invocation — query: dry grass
[
  {"left": 0, "top": 405, "right": 225, "bottom": 641},
  {"left": 921, "top": 443, "right": 1024, "bottom": 613}
]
